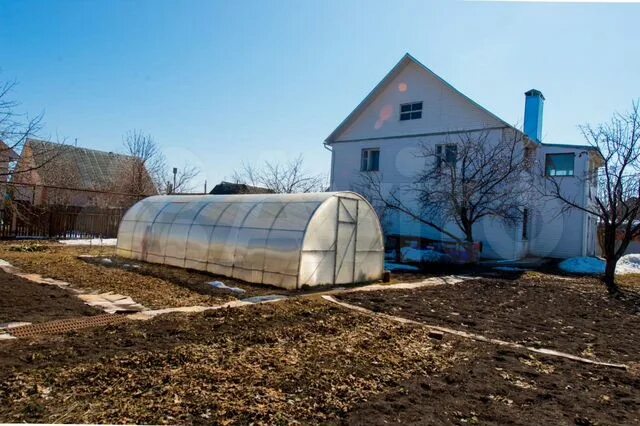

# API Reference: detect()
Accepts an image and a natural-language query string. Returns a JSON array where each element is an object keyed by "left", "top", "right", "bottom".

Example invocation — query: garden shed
[{"left": 116, "top": 192, "right": 384, "bottom": 289}]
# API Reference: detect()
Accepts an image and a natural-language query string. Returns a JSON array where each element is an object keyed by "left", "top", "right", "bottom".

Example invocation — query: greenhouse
[{"left": 116, "top": 192, "right": 385, "bottom": 289}]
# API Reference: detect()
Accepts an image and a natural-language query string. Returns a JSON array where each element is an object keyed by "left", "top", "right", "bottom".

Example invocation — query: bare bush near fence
[
  {"left": 360, "top": 128, "right": 534, "bottom": 243},
  {"left": 232, "top": 154, "right": 326, "bottom": 193},
  {"left": 544, "top": 101, "right": 640, "bottom": 294}
]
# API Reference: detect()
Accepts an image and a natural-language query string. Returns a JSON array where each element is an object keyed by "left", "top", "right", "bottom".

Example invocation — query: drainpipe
[
  {"left": 580, "top": 152, "right": 590, "bottom": 257},
  {"left": 323, "top": 142, "right": 334, "bottom": 191}
]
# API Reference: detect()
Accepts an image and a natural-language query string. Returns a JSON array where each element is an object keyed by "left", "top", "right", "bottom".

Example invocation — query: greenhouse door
[{"left": 334, "top": 197, "right": 358, "bottom": 284}]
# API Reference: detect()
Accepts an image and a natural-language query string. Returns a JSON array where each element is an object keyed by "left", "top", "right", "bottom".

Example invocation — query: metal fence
[{"left": 0, "top": 203, "right": 126, "bottom": 239}]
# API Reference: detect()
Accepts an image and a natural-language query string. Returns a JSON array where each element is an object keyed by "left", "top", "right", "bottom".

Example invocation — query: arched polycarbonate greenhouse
[{"left": 116, "top": 192, "right": 384, "bottom": 289}]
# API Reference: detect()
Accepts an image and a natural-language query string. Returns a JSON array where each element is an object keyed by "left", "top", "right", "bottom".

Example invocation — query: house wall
[
  {"left": 328, "top": 60, "right": 598, "bottom": 260},
  {"left": 331, "top": 136, "right": 528, "bottom": 260},
  {"left": 528, "top": 145, "right": 595, "bottom": 258},
  {"left": 10, "top": 142, "right": 151, "bottom": 209},
  {"left": 335, "top": 62, "right": 503, "bottom": 143}
]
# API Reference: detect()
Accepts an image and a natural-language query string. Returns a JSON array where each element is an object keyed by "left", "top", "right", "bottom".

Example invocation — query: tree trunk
[
  {"left": 603, "top": 257, "right": 620, "bottom": 296},
  {"left": 601, "top": 224, "right": 621, "bottom": 296}
]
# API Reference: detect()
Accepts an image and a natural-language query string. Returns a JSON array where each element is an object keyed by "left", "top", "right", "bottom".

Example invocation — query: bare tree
[
  {"left": 122, "top": 130, "right": 166, "bottom": 195},
  {"left": 543, "top": 101, "right": 640, "bottom": 295},
  {"left": 122, "top": 130, "right": 200, "bottom": 195},
  {"left": 361, "top": 128, "right": 533, "bottom": 243},
  {"left": 232, "top": 154, "right": 325, "bottom": 193},
  {"left": 164, "top": 164, "right": 201, "bottom": 194},
  {"left": 0, "top": 78, "right": 55, "bottom": 181}
]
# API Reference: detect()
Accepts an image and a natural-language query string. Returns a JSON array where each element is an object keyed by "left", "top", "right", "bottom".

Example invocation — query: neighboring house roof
[
  {"left": 0, "top": 140, "right": 19, "bottom": 161},
  {"left": 325, "top": 53, "right": 518, "bottom": 144},
  {"left": 209, "top": 181, "right": 274, "bottom": 195},
  {"left": 18, "top": 139, "right": 157, "bottom": 194}
]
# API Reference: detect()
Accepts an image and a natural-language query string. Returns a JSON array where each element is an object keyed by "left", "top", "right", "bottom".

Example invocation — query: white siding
[
  {"left": 333, "top": 62, "right": 503, "bottom": 143},
  {"left": 528, "top": 145, "right": 593, "bottom": 258},
  {"left": 327, "top": 58, "right": 597, "bottom": 260}
]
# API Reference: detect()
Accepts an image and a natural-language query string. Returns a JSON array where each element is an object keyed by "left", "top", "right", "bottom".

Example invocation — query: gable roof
[
  {"left": 324, "top": 53, "right": 517, "bottom": 144},
  {"left": 210, "top": 181, "right": 274, "bottom": 195},
  {"left": 21, "top": 139, "right": 157, "bottom": 193}
]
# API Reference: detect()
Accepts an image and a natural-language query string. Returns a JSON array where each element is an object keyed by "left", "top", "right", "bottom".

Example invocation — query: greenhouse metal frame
[{"left": 116, "top": 192, "right": 384, "bottom": 289}]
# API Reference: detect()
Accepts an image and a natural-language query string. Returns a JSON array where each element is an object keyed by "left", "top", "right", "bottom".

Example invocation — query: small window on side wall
[
  {"left": 436, "top": 144, "right": 457, "bottom": 169},
  {"left": 361, "top": 148, "right": 380, "bottom": 172},
  {"left": 522, "top": 208, "right": 529, "bottom": 240},
  {"left": 400, "top": 102, "right": 422, "bottom": 121},
  {"left": 545, "top": 153, "right": 575, "bottom": 176}
]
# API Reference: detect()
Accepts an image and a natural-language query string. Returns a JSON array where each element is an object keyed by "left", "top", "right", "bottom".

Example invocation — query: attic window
[{"left": 400, "top": 102, "right": 422, "bottom": 121}]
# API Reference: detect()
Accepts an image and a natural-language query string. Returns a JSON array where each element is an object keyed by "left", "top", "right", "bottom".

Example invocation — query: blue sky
[{"left": 1, "top": 0, "right": 639, "bottom": 189}]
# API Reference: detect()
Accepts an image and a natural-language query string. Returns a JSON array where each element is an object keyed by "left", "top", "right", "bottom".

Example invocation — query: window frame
[
  {"left": 545, "top": 153, "right": 575, "bottom": 177},
  {"left": 435, "top": 144, "right": 458, "bottom": 169},
  {"left": 522, "top": 208, "right": 529, "bottom": 240},
  {"left": 360, "top": 148, "right": 380, "bottom": 172},
  {"left": 399, "top": 101, "right": 423, "bottom": 121}
]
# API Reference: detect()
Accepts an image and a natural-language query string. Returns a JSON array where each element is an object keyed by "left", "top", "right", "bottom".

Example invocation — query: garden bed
[
  {"left": 0, "top": 269, "right": 101, "bottom": 324},
  {"left": 338, "top": 276, "right": 640, "bottom": 364}
]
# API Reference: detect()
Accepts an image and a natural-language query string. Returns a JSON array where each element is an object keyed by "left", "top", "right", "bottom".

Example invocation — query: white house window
[
  {"left": 436, "top": 144, "right": 457, "bottom": 169},
  {"left": 400, "top": 102, "right": 422, "bottom": 121},
  {"left": 545, "top": 153, "right": 574, "bottom": 176},
  {"left": 361, "top": 148, "right": 380, "bottom": 172}
]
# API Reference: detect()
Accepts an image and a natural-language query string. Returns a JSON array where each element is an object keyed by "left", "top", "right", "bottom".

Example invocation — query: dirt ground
[
  {"left": 339, "top": 276, "right": 640, "bottom": 364},
  {"left": 0, "top": 242, "right": 639, "bottom": 424},
  {"left": 0, "top": 269, "right": 101, "bottom": 324},
  {"left": 79, "top": 254, "right": 295, "bottom": 299},
  {"left": 0, "top": 243, "right": 410, "bottom": 310},
  {"left": 346, "top": 341, "right": 640, "bottom": 426},
  {"left": 0, "top": 243, "right": 238, "bottom": 309},
  {"left": 0, "top": 298, "right": 460, "bottom": 424}
]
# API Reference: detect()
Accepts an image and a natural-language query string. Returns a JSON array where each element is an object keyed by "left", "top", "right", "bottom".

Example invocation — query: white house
[{"left": 325, "top": 53, "right": 602, "bottom": 260}]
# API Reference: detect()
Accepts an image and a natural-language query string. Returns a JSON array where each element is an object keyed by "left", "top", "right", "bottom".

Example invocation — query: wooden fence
[{"left": 0, "top": 204, "right": 126, "bottom": 239}]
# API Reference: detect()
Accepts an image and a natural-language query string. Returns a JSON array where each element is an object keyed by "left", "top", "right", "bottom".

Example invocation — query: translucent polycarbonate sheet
[
  {"left": 301, "top": 198, "right": 337, "bottom": 251},
  {"left": 116, "top": 192, "right": 385, "bottom": 289},
  {"left": 263, "top": 230, "right": 304, "bottom": 277},
  {"left": 272, "top": 202, "right": 319, "bottom": 231},
  {"left": 155, "top": 202, "right": 188, "bottom": 224},
  {"left": 173, "top": 201, "right": 209, "bottom": 224},
  {"left": 184, "top": 224, "right": 214, "bottom": 265},
  {"left": 356, "top": 204, "right": 384, "bottom": 252},
  {"left": 164, "top": 223, "right": 190, "bottom": 267},
  {"left": 193, "top": 203, "right": 228, "bottom": 226},
  {"left": 299, "top": 251, "right": 335, "bottom": 286},
  {"left": 243, "top": 202, "right": 286, "bottom": 229},
  {"left": 355, "top": 251, "right": 385, "bottom": 282}
]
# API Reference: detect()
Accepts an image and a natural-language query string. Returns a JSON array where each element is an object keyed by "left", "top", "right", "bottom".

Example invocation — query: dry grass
[
  {"left": 0, "top": 298, "right": 460, "bottom": 424},
  {"left": 617, "top": 273, "right": 640, "bottom": 291},
  {"left": 0, "top": 243, "right": 233, "bottom": 309}
]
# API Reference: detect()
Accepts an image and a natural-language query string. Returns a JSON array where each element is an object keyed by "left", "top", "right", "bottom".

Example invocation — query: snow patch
[
  {"left": 493, "top": 266, "right": 526, "bottom": 272},
  {"left": 401, "top": 247, "right": 452, "bottom": 264},
  {"left": 559, "top": 255, "right": 640, "bottom": 275},
  {"left": 208, "top": 281, "right": 246, "bottom": 294},
  {"left": 385, "top": 262, "right": 420, "bottom": 272},
  {"left": 59, "top": 238, "right": 117, "bottom": 246},
  {"left": 615, "top": 254, "right": 640, "bottom": 275},
  {"left": 559, "top": 257, "right": 605, "bottom": 275}
]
